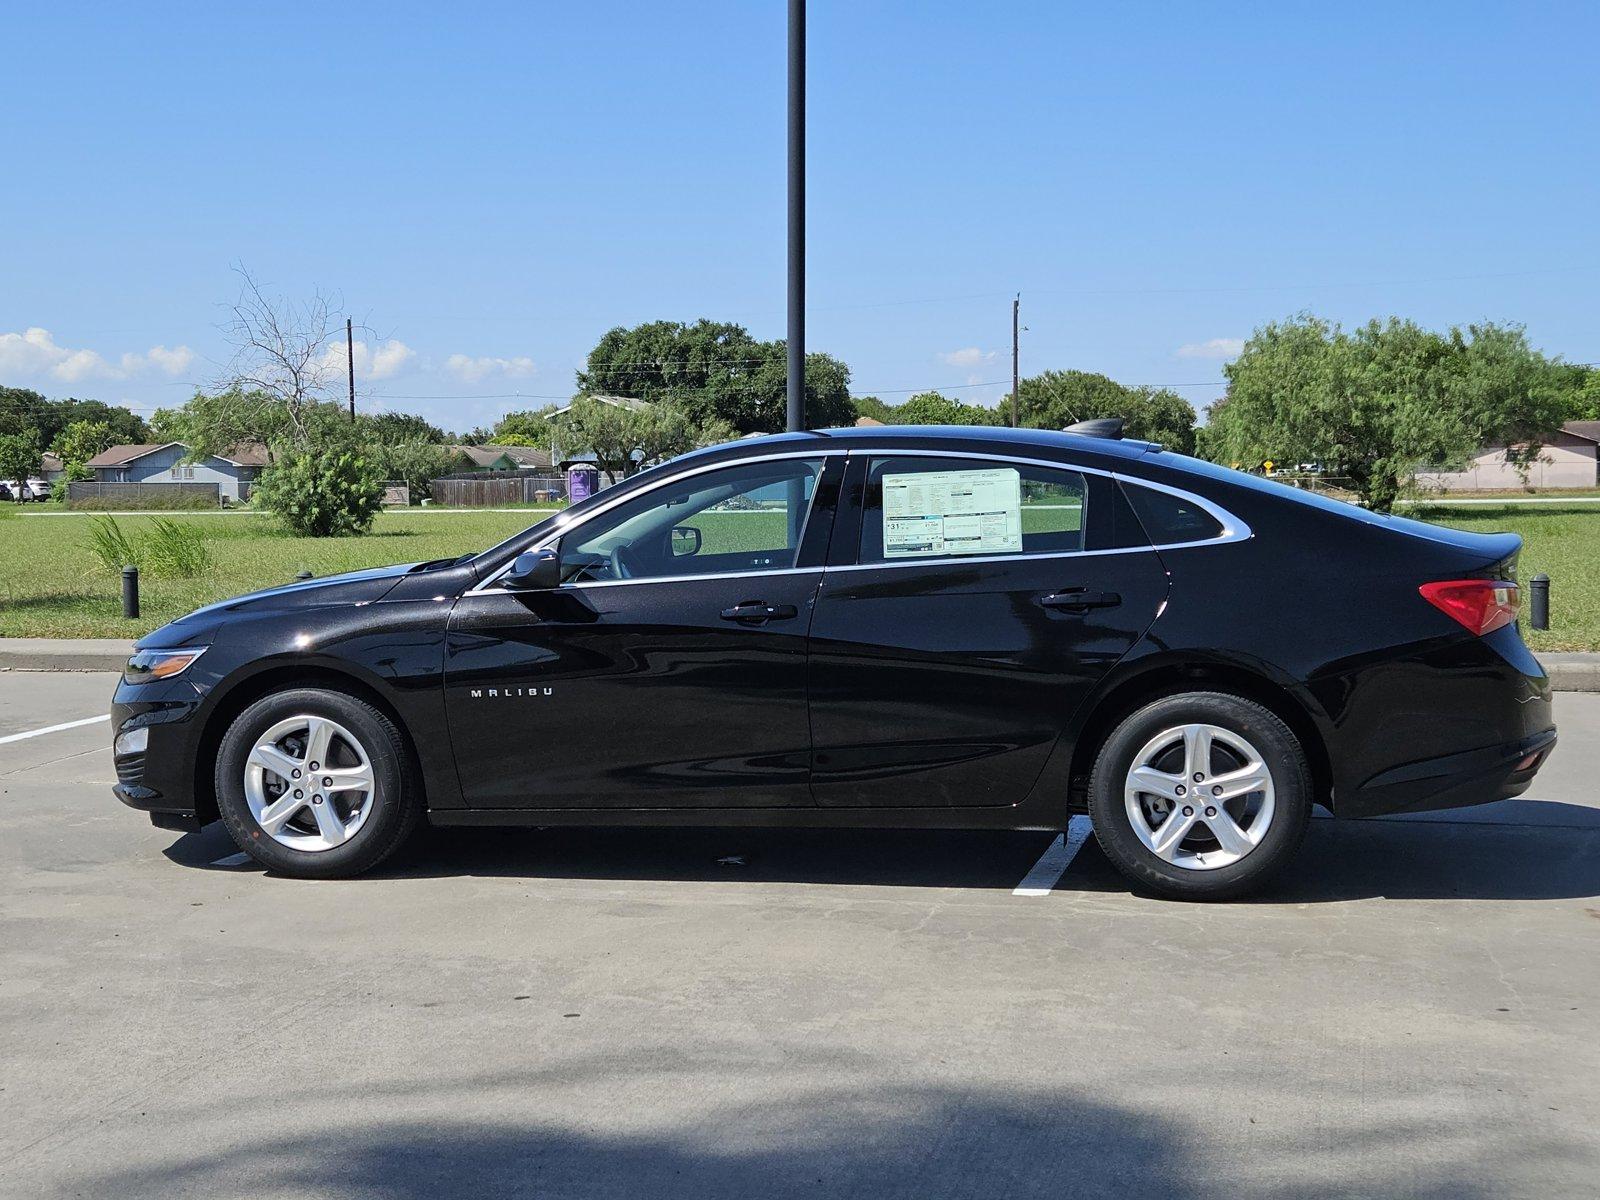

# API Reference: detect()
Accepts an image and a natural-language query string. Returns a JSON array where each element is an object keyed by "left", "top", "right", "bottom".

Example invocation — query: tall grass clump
[
  {"left": 144, "top": 518, "right": 214, "bottom": 577},
  {"left": 84, "top": 516, "right": 143, "bottom": 574}
]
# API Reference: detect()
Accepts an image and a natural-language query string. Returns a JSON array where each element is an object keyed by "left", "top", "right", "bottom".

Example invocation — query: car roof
[{"left": 686, "top": 424, "right": 1162, "bottom": 465}]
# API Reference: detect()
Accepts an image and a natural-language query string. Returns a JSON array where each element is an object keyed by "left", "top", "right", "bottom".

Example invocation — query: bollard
[
  {"left": 294, "top": 570, "right": 313, "bottom": 582},
  {"left": 121, "top": 565, "right": 140, "bottom": 619},
  {"left": 1529, "top": 573, "right": 1550, "bottom": 631}
]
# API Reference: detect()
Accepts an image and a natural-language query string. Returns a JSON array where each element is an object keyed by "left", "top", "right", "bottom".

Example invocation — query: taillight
[{"left": 1419, "top": 579, "right": 1520, "bottom": 636}]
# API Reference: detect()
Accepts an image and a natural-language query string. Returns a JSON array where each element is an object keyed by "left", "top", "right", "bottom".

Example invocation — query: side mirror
[
  {"left": 669, "top": 525, "right": 702, "bottom": 557},
  {"left": 502, "top": 548, "right": 561, "bottom": 591}
]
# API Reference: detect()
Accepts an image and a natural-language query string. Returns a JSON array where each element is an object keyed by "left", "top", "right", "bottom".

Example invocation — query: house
[
  {"left": 448, "top": 444, "right": 553, "bottom": 472},
  {"left": 39, "top": 452, "right": 65, "bottom": 483},
  {"left": 1414, "top": 421, "right": 1600, "bottom": 492},
  {"left": 84, "top": 442, "right": 269, "bottom": 502}
]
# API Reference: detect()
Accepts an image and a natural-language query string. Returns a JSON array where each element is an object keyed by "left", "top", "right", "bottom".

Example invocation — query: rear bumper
[{"left": 1340, "top": 727, "right": 1557, "bottom": 819}]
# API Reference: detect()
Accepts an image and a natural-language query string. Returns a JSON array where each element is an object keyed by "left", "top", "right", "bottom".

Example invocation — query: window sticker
[{"left": 881, "top": 467, "right": 1023, "bottom": 558}]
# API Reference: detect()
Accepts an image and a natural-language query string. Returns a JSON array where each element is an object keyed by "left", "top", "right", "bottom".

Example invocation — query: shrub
[
  {"left": 144, "top": 518, "right": 214, "bottom": 577},
  {"left": 84, "top": 516, "right": 143, "bottom": 573},
  {"left": 255, "top": 449, "right": 384, "bottom": 536}
]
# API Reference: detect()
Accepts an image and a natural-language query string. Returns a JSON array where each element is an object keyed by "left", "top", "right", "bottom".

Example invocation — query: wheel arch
[
  {"left": 190, "top": 664, "right": 423, "bottom": 828},
  {"left": 1064, "top": 657, "right": 1335, "bottom": 813}
]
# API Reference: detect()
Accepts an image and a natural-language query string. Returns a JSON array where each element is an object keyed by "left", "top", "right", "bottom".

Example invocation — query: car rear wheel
[
  {"left": 215, "top": 688, "right": 421, "bottom": 879},
  {"left": 1088, "top": 692, "right": 1311, "bottom": 900}
]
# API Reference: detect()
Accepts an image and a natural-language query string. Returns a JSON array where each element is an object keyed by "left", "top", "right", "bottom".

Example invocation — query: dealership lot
[{"left": 1, "top": 672, "right": 1597, "bottom": 1198}]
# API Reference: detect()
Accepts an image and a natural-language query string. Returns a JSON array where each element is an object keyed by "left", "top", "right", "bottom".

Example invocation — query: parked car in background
[
  {"left": 109, "top": 424, "right": 1556, "bottom": 899},
  {"left": 0, "top": 478, "right": 48, "bottom": 501}
]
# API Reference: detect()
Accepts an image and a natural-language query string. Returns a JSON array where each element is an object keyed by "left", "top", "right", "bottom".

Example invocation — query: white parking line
[
  {"left": 0, "top": 714, "right": 109, "bottom": 746},
  {"left": 1013, "top": 815, "right": 1094, "bottom": 896}
]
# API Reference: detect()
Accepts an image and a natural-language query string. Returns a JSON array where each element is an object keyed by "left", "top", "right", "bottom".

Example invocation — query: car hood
[{"left": 136, "top": 563, "right": 421, "bottom": 649}]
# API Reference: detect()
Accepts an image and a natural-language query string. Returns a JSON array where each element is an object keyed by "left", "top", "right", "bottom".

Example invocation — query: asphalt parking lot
[{"left": 2, "top": 673, "right": 1597, "bottom": 1199}]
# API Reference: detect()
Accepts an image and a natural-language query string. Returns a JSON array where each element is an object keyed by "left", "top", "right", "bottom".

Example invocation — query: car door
[
  {"left": 807, "top": 452, "right": 1168, "bottom": 808},
  {"left": 445, "top": 453, "right": 843, "bottom": 809}
]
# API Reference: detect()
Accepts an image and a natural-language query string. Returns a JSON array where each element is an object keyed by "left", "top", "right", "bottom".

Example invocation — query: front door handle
[
  {"left": 1040, "top": 588, "right": 1122, "bottom": 612},
  {"left": 720, "top": 601, "right": 800, "bottom": 625}
]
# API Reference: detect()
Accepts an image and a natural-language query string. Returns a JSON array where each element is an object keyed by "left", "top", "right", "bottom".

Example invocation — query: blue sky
[{"left": 3, "top": 1, "right": 1596, "bottom": 433}]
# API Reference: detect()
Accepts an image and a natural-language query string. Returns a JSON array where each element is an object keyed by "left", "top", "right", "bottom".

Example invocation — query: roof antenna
[{"left": 1062, "top": 417, "right": 1125, "bottom": 440}]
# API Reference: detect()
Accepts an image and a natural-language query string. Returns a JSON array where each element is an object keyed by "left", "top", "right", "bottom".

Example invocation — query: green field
[{"left": 0, "top": 501, "right": 1592, "bottom": 649}]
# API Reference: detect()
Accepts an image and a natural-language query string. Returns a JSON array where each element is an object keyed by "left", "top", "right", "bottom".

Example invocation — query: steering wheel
[{"left": 608, "top": 543, "right": 635, "bottom": 580}]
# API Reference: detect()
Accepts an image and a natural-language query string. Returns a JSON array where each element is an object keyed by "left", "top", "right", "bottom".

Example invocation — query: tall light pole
[
  {"left": 1011, "top": 295, "right": 1020, "bottom": 427},
  {"left": 786, "top": 0, "right": 805, "bottom": 433}
]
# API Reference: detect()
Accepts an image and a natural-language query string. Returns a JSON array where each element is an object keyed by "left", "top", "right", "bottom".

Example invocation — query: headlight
[{"left": 123, "top": 647, "right": 207, "bottom": 685}]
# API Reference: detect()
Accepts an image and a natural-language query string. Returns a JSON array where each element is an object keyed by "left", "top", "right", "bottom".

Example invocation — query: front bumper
[
  {"left": 1341, "top": 727, "right": 1557, "bottom": 819},
  {"left": 110, "top": 676, "right": 207, "bottom": 823}
]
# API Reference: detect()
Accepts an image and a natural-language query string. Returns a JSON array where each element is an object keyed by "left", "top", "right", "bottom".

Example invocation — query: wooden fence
[
  {"left": 67, "top": 481, "right": 222, "bottom": 509},
  {"left": 429, "top": 472, "right": 568, "bottom": 507}
]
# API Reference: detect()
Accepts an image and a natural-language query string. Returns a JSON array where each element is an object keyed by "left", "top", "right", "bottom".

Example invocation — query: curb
[{"left": 1, "top": 637, "right": 1596, "bottom": 691}]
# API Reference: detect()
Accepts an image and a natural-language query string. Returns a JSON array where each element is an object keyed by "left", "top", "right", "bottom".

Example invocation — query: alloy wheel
[
  {"left": 1123, "top": 723, "right": 1276, "bottom": 871},
  {"left": 243, "top": 714, "right": 376, "bottom": 852}
]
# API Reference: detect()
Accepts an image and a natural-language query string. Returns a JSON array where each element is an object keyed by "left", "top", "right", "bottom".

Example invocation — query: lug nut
[
  {"left": 1176, "top": 784, "right": 1187, "bottom": 796},
  {"left": 1205, "top": 806, "right": 1217, "bottom": 818},
  {"left": 293, "top": 789, "right": 303, "bottom": 799},
  {"left": 291, "top": 769, "right": 301, "bottom": 779},
  {"left": 1212, "top": 785, "right": 1223, "bottom": 796},
  {"left": 1182, "top": 806, "right": 1194, "bottom": 817},
  {"left": 322, "top": 777, "right": 332, "bottom": 787},
  {"left": 1193, "top": 772, "right": 1204, "bottom": 783},
  {"left": 309, "top": 761, "right": 319, "bottom": 771},
  {"left": 312, "top": 794, "right": 323, "bottom": 804}
]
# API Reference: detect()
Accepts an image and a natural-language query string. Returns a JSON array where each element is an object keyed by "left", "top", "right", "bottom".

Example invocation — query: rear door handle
[
  {"left": 1040, "top": 588, "right": 1122, "bottom": 611},
  {"left": 720, "top": 601, "right": 799, "bottom": 624}
]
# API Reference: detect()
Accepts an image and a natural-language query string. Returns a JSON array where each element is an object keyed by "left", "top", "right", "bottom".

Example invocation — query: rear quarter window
[{"left": 1121, "top": 482, "right": 1225, "bottom": 545}]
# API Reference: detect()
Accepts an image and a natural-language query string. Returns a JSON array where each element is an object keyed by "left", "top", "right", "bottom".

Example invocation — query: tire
[
  {"left": 214, "top": 687, "right": 421, "bottom": 879},
  {"left": 1087, "top": 691, "right": 1311, "bottom": 901}
]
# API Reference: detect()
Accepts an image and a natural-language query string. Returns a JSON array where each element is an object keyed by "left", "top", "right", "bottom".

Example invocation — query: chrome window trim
[
  {"left": 464, "top": 449, "right": 842, "bottom": 596},
  {"left": 462, "top": 444, "right": 1251, "bottom": 597}
]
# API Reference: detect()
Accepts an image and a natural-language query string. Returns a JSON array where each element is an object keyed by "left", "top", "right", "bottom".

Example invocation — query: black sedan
[{"left": 110, "top": 424, "right": 1556, "bottom": 899}]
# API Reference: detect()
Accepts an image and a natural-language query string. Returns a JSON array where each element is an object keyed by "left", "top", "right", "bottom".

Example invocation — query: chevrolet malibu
[{"left": 110, "top": 424, "right": 1556, "bottom": 899}]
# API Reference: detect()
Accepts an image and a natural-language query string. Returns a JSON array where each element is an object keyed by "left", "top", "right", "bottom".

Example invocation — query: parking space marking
[
  {"left": 0, "top": 714, "right": 108, "bottom": 746},
  {"left": 1012, "top": 815, "right": 1094, "bottom": 895}
]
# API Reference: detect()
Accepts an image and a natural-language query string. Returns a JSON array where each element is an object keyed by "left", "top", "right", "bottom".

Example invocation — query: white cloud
[
  {"left": 1175, "top": 337, "right": 1245, "bottom": 360},
  {"left": 445, "top": 353, "right": 537, "bottom": 383},
  {"left": 939, "top": 347, "right": 996, "bottom": 368},
  {"left": 0, "top": 327, "right": 195, "bottom": 382},
  {"left": 320, "top": 338, "right": 416, "bottom": 381}
]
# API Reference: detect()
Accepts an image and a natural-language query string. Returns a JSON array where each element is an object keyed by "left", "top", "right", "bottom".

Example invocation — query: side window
[
  {"left": 559, "top": 458, "right": 824, "bottom": 583},
  {"left": 1121, "top": 481, "right": 1225, "bottom": 544},
  {"left": 858, "top": 457, "right": 1086, "bottom": 565}
]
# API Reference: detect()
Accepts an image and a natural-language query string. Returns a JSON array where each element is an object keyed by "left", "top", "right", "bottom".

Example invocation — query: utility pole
[
  {"left": 346, "top": 318, "right": 356, "bottom": 422},
  {"left": 786, "top": 0, "right": 805, "bottom": 433},
  {"left": 1011, "top": 294, "right": 1020, "bottom": 428}
]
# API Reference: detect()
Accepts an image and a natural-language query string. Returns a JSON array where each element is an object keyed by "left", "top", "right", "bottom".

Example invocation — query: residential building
[
  {"left": 1414, "top": 421, "right": 1600, "bottom": 491},
  {"left": 84, "top": 442, "right": 269, "bottom": 502}
]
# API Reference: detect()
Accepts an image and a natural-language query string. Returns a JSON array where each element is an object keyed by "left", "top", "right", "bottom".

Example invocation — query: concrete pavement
[{"left": 0, "top": 672, "right": 1597, "bottom": 1198}]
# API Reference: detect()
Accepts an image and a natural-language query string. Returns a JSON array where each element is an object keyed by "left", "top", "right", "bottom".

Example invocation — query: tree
[
  {"left": 1205, "top": 315, "right": 1568, "bottom": 511},
  {"left": 1569, "top": 367, "right": 1600, "bottom": 421},
  {"left": 51, "top": 419, "right": 117, "bottom": 467},
  {"left": 577, "top": 319, "right": 855, "bottom": 433},
  {"left": 852, "top": 395, "right": 893, "bottom": 423},
  {"left": 492, "top": 406, "right": 562, "bottom": 449},
  {"left": 889, "top": 391, "right": 1004, "bottom": 426},
  {"left": 214, "top": 268, "right": 350, "bottom": 452},
  {"left": 0, "top": 429, "right": 43, "bottom": 500},
  {"left": 560, "top": 397, "right": 735, "bottom": 481},
  {"left": 1008, "top": 370, "right": 1198, "bottom": 453},
  {"left": 152, "top": 389, "right": 349, "bottom": 463},
  {"left": 0, "top": 387, "right": 147, "bottom": 445},
  {"left": 253, "top": 449, "right": 384, "bottom": 536},
  {"left": 367, "top": 411, "right": 446, "bottom": 444},
  {"left": 372, "top": 441, "right": 459, "bottom": 503}
]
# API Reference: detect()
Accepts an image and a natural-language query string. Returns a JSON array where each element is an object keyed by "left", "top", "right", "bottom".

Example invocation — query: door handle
[
  {"left": 1040, "top": 588, "right": 1122, "bottom": 612},
  {"left": 720, "top": 601, "right": 800, "bottom": 624}
]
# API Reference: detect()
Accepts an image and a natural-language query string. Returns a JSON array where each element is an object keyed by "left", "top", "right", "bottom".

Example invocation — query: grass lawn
[{"left": 0, "top": 500, "right": 1593, "bottom": 651}]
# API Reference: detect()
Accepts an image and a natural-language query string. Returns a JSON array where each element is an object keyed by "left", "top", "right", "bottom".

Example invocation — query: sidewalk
[{"left": 1, "top": 637, "right": 1596, "bottom": 690}]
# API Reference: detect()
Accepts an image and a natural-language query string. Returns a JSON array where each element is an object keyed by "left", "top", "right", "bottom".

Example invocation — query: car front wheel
[
  {"left": 1087, "top": 691, "right": 1311, "bottom": 900},
  {"left": 214, "top": 687, "right": 421, "bottom": 879}
]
